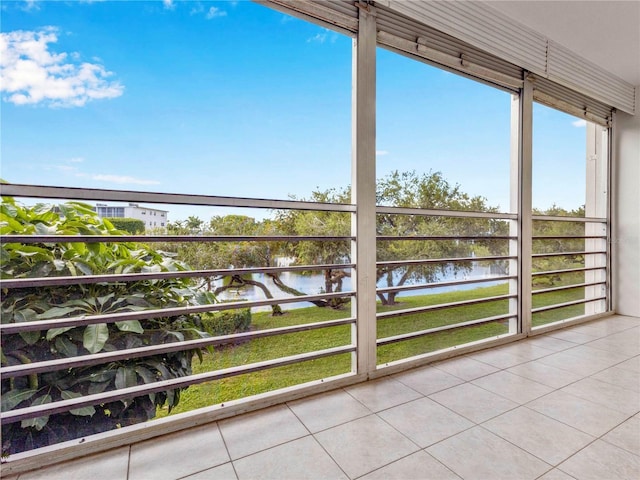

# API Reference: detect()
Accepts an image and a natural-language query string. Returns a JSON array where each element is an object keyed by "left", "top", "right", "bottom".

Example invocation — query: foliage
[
  {"left": 200, "top": 308, "right": 252, "bottom": 338},
  {"left": 277, "top": 171, "right": 505, "bottom": 305},
  {"left": 0, "top": 198, "right": 213, "bottom": 455},
  {"left": 532, "top": 205, "right": 586, "bottom": 287},
  {"left": 105, "top": 217, "right": 145, "bottom": 234},
  {"left": 375, "top": 170, "right": 506, "bottom": 304}
]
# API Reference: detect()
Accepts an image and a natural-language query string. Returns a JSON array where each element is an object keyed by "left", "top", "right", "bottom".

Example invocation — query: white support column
[
  {"left": 511, "top": 77, "right": 533, "bottom": 334},
  {"left": 351, "top": 2, "right": 377, "bottom": 376},
  {"left": 585, "top": 123, "right": 609, "bottom": 315}
]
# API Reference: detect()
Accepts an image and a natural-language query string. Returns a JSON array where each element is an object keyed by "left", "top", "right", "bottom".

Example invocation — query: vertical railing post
[
  {"left": 351, "top": 2, "right": 377, "bottom": 376},
  {"left": 511, "top": 76, "right": 533, "bottom": 334},
  {"left": 585, "top": 123, "right": 609, "bottom": 315}
]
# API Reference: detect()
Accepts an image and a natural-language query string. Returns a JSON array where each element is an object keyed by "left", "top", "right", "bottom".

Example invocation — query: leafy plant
[
  {"left": 105, "top": 217, "right": 145, "bottom": 234},
  {"left": 1, "top": 197, "right": 214, "bottom": 455},
  {"left": 200, "top": 308, "right": 252, "bottom": 338}
]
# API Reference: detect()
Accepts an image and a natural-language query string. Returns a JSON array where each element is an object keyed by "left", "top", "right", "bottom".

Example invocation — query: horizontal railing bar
[
  {"left": 532, "top": 251, "right": 606, "bottom": 258},
  {"left": 1, "top": 317, "right": 356, "bottom": 379},
  {"left": 0, "top": 263, "right": 356, "bottom": 289},
  {"left": 532, "top": 281, "right": 606, "bottom": 296},
  {"left": 377, "top": 255, "right": 515, "bottom": 268},
  {"left": 376, "top": 275, "right": 515, "bottom": 294},
  {"left": 376, "top": 235, "right": 515, "bottom": 241},
  {"left": 532, "top": 266, "right": 606, "bottom": 277},
  {"left": 532, "top": 215, "right": 606, "bottom": 223},
  {"left": 532, "top": 296, "right": 606, "bottom": 314},
  {"left": 0, "top": 345, "right": 355, "bottom": 425},
  {"left": 0, "top": 184, "right": 357, "bottom": 213},
  {"left": 376, "top": 205, "right": 517, "bottom": 220},
  {"left": 376, "top": 313, "right": 515, "bottom": 346},
  {"left": 532, "top": 235, "right": 606, "bottom": 240},
  {"left": 0, "top": 291, "right": 356, "bottom": 334},
  {"left": 1, "top": 235, "right": 354, "bottom": 244},
  {"left": 376, "top": 294, "right": 515, "bottom": 320}
]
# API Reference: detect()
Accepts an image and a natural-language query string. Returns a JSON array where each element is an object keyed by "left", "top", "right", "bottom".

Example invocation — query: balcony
[
  {"left": 3, "top": 313, "right": 638, "bottom": 479},
  {"left": 1, "top": 0, "right": 639, "bottom": 478}
]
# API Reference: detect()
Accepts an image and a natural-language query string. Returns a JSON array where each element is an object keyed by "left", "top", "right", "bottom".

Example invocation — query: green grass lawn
[{"left": 157, "top": 282, "right": 588, "bottom": 417}]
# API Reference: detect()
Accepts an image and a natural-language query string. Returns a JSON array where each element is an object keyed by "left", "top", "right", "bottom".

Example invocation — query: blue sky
[{"left": 1, "top": 0, "right": 589, "bottom": 222}]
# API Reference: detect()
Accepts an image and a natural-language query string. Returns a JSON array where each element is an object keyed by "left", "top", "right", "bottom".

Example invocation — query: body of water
[{"left": 215, "top": 263, "right": 507, "bottom": 312}]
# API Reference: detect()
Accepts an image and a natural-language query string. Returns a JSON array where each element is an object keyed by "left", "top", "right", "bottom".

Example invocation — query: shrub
[
  {"left": 105, "top": 217, "right": 145, "bottom": 234},
  {"left": 0, "top": 198, "right": 214, "bottom": 455},
  {"left": 200, "top": 308, "right": 252, "bottom": 337}
]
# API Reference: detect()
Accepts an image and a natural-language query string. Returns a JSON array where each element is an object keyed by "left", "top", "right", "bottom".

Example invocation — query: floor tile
[
  {"left": 561, "top": 377, "right": 640, "bottom": 415},
  {"left": 601, "top": 417, "right": 640, "bottom": 455},
  {"left": 392, "top": 366, "right": 464, "bottom": 396},
  {"left": 359, "top": 451, "right": 461, "bottom": 480},
  {"left": 537, "top": 469, "right": 576, "bottom": 480},
  {"left": 218, "top": 404, "right": 308, "bottom": 460},
  {"left": 433, "top": 356, "right": 499, "bottom": 381},
  {"left": 469, "top": 344, "right": 554, "bottom": 369},
  {"left": 558, "top": 439, "right": 640, "bottom": 480},
  {"left": 591, "top": 365, "right": 640, "bottom": 392},
  {"left": 524, "top": 335, "right": 577, "bottom": 352},
  {"left": 18, "top": 447, "right": 130, "bottom": 480},
  {"left": 536, "top": 350, "right": 617, "bottom": 377},
  {"left": 344, "top": 377, "right": 422, "bottom": 412},
  {"left": 429, "top": 383, "right": 518, "bottom": 423},
  {"left": 527, "top": 390, "right": 630, "bottom": 437},
  {"left": 426, "top": 426, "right": 550, "bottom": 480},
  {"left": 378, "top": 397, "right": 473, "bottom": 448},
  {"left": 562, "top": 344, "right": 632, "bottom": 366},
  {"left": 616, "top": 356, "right": 640, "bottom": 373},
  {"left": 471, "top": 371, "right": 553, "bottom": 404},
  {"left": 482, "top": 407, "right": 594, "bottom": 465},
  {"left": 587, "top": 333, "right": 640, "bottom": 356},
  {"left": 129, "top": 424, "right": 229, "bottom": 480},
  {"left": 233, "top": 436, "right": 347, "bottom": 480},
  {"left": 507, "top": 360, "right": 583, "bottom": 389},
  {"left": 467, "top": 348, "right": 525, "bottom": 369},
  {"left": 546, "top": 329, "right": 600, "bottom": 344},
  {"left": 287, "top": 389, "right": 371, "bottom": 433},
  {"left": 314, "top": 415, "right": 419, "bottom": 479},
  {"left": 181, "top": 463, "right": 238, "bottom": 479}
]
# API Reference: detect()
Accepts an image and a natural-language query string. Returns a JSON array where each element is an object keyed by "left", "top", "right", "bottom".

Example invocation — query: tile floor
[{"left": 11, "top": 315, "right": 640, "bottom": 480}]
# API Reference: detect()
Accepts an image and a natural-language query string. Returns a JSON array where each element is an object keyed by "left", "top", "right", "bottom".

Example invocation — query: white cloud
[
  {"left": 0, "top": 28, "right": 124, "bottom": 107},
  {"left": 77, "top": 173, "right": 161, "bottom": 185},
  {"left": 22, "top": 0, "right": 40, "bottom": 11},
  {"left": 163, "top": 0, "right": 175, "bottom": 10},
  {"left": 206, "top": 6, "right": 227, "bottom": 19},
  {"left": 572, "top": 119, "right": 587, "bottom": 128},
  {"left": 307, "top": 32, "right": 327, "bottom": 44},
  {"left": 68, "top": 157, "right": 84, "bottom": 163},
  {"left": 376, "top": 150, "right": 389, "bottom": 156},
  {"left": 307, "top": 28, "right": 338, "bottom": 44}
]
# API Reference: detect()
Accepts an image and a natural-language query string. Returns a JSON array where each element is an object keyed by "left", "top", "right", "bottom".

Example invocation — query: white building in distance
[{"left": 95, "top": 203, "right": 168, "bottom": 230}]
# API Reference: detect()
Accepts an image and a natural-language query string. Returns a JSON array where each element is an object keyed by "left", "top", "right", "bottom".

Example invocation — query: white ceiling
[{"left": 484, "top": 1, "right": 640, "bottom": 86}]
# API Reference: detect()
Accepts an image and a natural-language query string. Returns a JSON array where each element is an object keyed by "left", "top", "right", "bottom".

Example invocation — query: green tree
[
  {"left": 375, "top": 170, "right": 504, "bottom": 304},
  {"left": 0, "top": 198, "right": 213, "bottom": 455},
  {"left": 532, "top": 204, "right": 586, "bottom": 287}
]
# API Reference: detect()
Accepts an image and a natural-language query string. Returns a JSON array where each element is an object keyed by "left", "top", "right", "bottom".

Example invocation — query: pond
[{"left": 214, "top": 262, "right": 508, "bottom": 312}]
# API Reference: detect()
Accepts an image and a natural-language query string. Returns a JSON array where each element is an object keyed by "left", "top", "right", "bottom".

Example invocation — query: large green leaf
[
  {"left": 1, "top": 388, "right": 37, "bottom": 412},
  {"left": 46, "top": 326, "right": 75, "bottom": 341},
  {"left": 38, "top": 306, "right": 84, "bottom": 320},
  {"left": 21, "top": 394, "right": 51, "bottom": 431},
  {"left": 115, "top": 320, "right": 144, "bottom": 334},
  {"left": 54, "top": 335, "right": 78, "bottom": 357},
  {"left": 115, "top": 366, "right": 138, "bottom": 390},
  {"left": 83, "top": 323, "right": 109, "bottom": 353},
  {"left": 61, "top": 391, "right": 96, "bottom": 417}
]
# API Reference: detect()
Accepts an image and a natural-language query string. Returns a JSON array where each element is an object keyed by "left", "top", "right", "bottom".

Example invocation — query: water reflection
[{"left": 215, "top": 264, "right": 506, "bottom": 312}]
